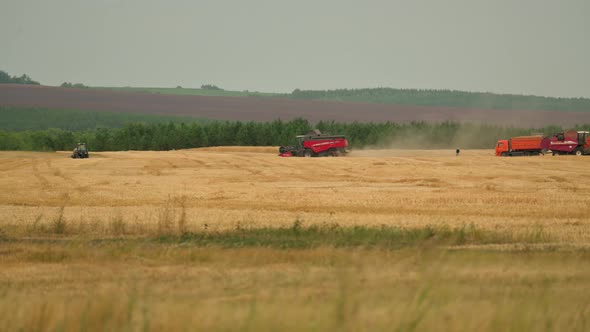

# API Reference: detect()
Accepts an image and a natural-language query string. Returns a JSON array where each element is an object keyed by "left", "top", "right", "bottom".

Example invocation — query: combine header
[{"left": 279, "top": 130, "right": 349, "bottom": 157}]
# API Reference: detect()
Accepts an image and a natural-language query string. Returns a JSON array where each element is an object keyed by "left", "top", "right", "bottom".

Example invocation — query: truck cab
[{"left": 495, "top": 140, "right": 509, "bottom": 156}]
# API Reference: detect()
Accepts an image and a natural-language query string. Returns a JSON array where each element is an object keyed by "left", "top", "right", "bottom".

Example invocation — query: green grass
[
  {"left": 0, "top": 106, "right": 208, "bottom": 131},
  {"left": 158, "top": 223, "right": 551, "bottom": 249},
  {"left": 3, "top": 222, "right": 552, "bottom": 249}
]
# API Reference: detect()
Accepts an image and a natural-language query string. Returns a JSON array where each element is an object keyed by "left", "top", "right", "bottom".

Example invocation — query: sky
[{"left": 1, "top": 0, "right": 589, "bottom": 97}]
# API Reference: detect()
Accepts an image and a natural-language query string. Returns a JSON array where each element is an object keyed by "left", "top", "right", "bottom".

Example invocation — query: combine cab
[
  {"left": 71, "top": 143, "right": 89, "bottom": 159},
  {"left": 279, "top": 130, "right": 349, "bottom": 157},
  {"left": 549, "top": 130, "right": 590, "bottom": 156}
]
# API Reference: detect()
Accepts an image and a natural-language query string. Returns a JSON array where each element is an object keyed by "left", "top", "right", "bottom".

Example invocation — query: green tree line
[
  {"left": 0, "top": 119, "right": 582, "bottom": 152},
  {"left": 0, "top": 70, "right": 40, "bottom": 85},
  {"left": 60, "top": 82, "right": 89, "bottom": 89}
]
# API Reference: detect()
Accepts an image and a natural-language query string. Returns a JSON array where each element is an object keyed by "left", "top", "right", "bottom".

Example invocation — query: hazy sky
[{"left": 1, "top": 0, "right": 589, "bottom": 97}]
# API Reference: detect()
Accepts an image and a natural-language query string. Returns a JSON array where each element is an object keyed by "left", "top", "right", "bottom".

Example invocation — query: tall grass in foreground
[
  {"left": 1, "top": 242, "right": 589, "bottom": 331},
  {"left": 0, "top": 213, "right": 586, "bottom": 331}
]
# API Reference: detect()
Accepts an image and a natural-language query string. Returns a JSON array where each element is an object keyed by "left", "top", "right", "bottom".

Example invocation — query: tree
[
  {"left": 0, "top": 71, "right": 11, "bottom": 83},
  {"left": 61, "top": 82, "right": 87, "bottom": 88},
  {"left": 188, "top": 123, "right": 208, "bottom": 148},
  {"left": 235, "top": 124, "right": 252, "bottom": 146},
  {"left": 0, "top": 70, "right": 40, "bottom": 85},
  {"left": 201, "top": 84, "right": 223, "bottom": 91}
]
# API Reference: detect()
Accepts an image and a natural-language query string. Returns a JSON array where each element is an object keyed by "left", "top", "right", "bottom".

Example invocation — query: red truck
[
  {"left": 548, "top": 130, "right": 590, "bottom": 156},
  {"left": 279, "top": 130, "right": 349, "bottom": 157},
  {"left": 495, "top": 135, "right": 550, "bottom": 157}
]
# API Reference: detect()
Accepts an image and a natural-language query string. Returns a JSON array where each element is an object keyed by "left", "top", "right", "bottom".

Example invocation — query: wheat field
[
  {"left": 1, "top": 147, "right": 590, "bottom": 331},
  {"left": 1, "top": 147, "right": 589, "bottom": 241}
]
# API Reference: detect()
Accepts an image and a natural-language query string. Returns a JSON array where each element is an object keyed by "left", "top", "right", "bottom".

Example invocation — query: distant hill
[
  {"left": 97, "top": 86, "right": 590, "bottom": 112},
  {"left": 284, "top": 88, "right": 590, "bottom": 112},
  {"left": 2, "top": 84, "right": 590, "bottom": 128},
  {"left": 0, "top": 106, "right": 207, "bottom": 131}
]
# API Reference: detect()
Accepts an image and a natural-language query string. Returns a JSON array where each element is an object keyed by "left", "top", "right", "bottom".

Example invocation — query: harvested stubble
[
  {"left": 1, "top": 148, "right": 589, "bottom": 241},
  {"left": 1, "top": 147, "right": 590, "bottom": 331}
]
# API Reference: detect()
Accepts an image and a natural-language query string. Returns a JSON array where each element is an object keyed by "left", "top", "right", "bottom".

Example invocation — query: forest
[
  {"left": 0, "top": 70, "right": 40, "bottom": 85},
  {"left": 0, "top": 118, "right": 575, "bottom": 152}
]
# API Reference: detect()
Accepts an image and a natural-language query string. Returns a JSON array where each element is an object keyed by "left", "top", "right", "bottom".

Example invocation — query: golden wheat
[
  {"left": 0, "top": 148, "right": 588, "bottom": 241},
  {"left": 2, "top": 147, "right": 590, "bottom": 331}
]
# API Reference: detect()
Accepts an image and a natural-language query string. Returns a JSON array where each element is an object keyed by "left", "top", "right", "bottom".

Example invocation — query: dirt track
[{"left": 2, "top": 84, "right": 590, "bottom": 126}]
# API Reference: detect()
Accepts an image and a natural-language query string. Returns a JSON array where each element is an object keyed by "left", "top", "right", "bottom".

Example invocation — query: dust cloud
[{"left": 347, "top": 123, "right": 502, "bottom": 157}]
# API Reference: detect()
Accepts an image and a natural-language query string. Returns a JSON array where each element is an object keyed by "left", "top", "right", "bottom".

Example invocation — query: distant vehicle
[
  {"left": 548, "top": 130, "right": 590, "bottom": 156},
  {"left": 495, "top": 135, "right": 550, "bottom": 157},
  {"left": 71, "top": 143, "right": 89, "bottom": 159},
  {"left": 279, "top": 130, "right": 349, "bottom": 157}
]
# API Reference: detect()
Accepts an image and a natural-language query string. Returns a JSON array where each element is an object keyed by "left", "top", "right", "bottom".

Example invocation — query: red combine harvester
[
  {"left": 548, "top": 130, "right": 590, "bottom": 156},
  {"left": 495, "top": 135, "right": 550, "bottom": 156},
  {"left": 279, "top": 130, "right": 349, "bottom": 157}
]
